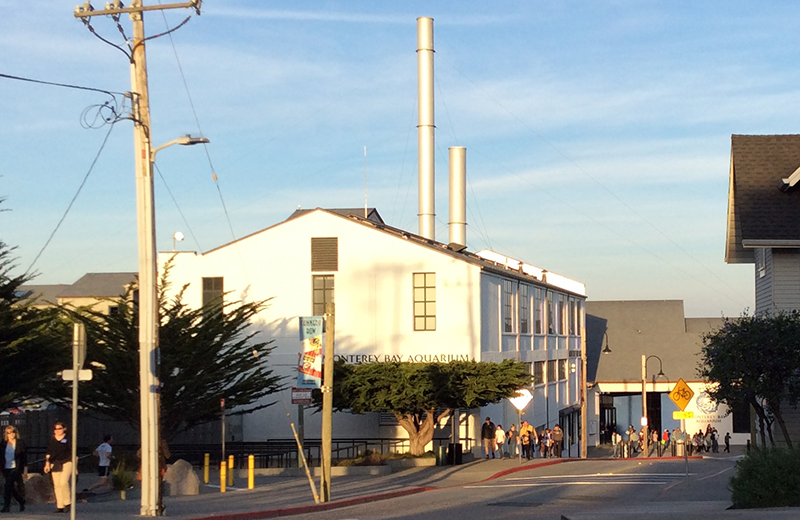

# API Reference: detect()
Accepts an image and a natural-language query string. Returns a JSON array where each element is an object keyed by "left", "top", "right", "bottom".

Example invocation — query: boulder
[
  {"left": 23, "top": 473, "right": 54, "bottom": 505},
  {"left": 162, "top": 459, "right": 200, "bottom": 496}
]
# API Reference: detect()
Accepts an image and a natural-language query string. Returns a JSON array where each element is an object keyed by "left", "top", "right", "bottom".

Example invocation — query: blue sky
[{"left": 4, "top": 1, "right": 798, "bottom": 316}]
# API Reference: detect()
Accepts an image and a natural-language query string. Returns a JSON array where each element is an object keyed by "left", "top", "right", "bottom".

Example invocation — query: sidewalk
[{"left": 14, "top": 445, "right": 797, "bottom": 519}]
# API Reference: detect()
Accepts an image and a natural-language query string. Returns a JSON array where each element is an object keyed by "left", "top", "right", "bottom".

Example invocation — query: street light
[
  {"left": 139, "top": 133, "right": 209, "bottom": 515},
  {"left": 602, "top": 331, "right": 612, "bottom": 354},
  {"left": 642, "top": 354, "right": 666, "bottom": 458}
]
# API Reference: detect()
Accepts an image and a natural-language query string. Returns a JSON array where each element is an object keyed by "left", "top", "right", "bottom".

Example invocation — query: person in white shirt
[
  {"left": 494, "top": 425, "right": 506, "bottom": 459},
  {"left": 87, "top": 435, "right": 113, "bottom": 493}
]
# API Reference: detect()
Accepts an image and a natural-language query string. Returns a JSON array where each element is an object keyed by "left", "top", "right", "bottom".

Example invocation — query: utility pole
[{"left": 74, "top": 1, "right": 202, "bottom": 516}]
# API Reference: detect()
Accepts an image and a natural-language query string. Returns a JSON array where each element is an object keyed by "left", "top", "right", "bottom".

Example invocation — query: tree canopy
[
  {"left": 326, "top": 359, "right": 534, "bottom": 454},
  {"left": 54, "top": 269, "right": 285, "bottom": 440},
  {"left": 699, "top": 312, "right": 800, "bottom": 449},
  {"left": 0, "top": 238, "right": 70, "bottom": 410}
]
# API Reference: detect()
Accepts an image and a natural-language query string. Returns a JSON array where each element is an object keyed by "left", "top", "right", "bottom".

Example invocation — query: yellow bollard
[
  {"left": 220, "top": 461, "right": 226, "bottom": 493},
  {"left": 228, "top": 455, "right": 234, "bottom": 487},
  {"left": 203, "top": 453, "right": 210, "bottom": 484},
  {"left": 248, "top": 455, "right": 254, "bottom": 490}
]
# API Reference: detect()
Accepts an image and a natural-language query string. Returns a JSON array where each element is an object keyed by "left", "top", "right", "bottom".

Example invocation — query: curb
[{"left": 184, "top": 486, "right": 433, "bottom": 520}]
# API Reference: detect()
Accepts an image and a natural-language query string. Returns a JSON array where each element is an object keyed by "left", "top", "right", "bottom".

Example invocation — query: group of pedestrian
[
  {"left": 481, "top": 417, "right": 564, "bottom": 460},
  {"left": 0, "top": 422, "right": 114, "bottom": 514},
  {"left": 611, "top": 424, "right": 733, "bottom": 458}
]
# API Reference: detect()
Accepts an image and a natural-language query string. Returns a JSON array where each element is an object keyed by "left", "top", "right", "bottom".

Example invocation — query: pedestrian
[
  {"left": 2, "top": 425, "right": 26, "bottom": 512},
  {"left": 661, "top": 429, "right": 670, "bottom": 457},
  {"left": 611, "top": 430, "right": 621, "bottom": 458},
  {"left": 628, "top": 426, "right": 639, "bottom": 456},
  {"left": 520, "top": 425, "right": 531, "bottom": 460},
  {"left": 541, "top": 428, "right": 552, "bottom": 458},
  {"left": 44, "top": 421, "right": 72, "bottom": 513},
  {"left": 494, "top": 424, "right": 506, "bottom": 459},
  {"left": 651, "top": 429, "right": 659, "bottom": 456},
  {"left": 552, "top": 425, "right": 564, "bottom": 458},
  {"left": 86, "top": 434, "right": 113, "bottom": 493},
  {"left": 481, "top": 417, "right": 496, "bottom": 459},
  {"left": 506, "top": 424, "right": 518, "bottom": 458},
  {"left": 711, "top": 428, "right": 719, "bottom": 453},
  {"left": 724, "top": 432, "right": 731, "bottom": 453}
]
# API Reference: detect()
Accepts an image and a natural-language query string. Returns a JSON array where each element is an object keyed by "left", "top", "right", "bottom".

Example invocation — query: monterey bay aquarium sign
[{"left": 333, "top": 353, "right": 473, "bottom": 363}]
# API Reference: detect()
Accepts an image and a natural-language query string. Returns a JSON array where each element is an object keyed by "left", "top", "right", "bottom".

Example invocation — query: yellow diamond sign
[{"left": 669, "top": 378, "right": 694, "bottom": 411}]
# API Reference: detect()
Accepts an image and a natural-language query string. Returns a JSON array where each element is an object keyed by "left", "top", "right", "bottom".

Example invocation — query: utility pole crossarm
[{"left": 74, "top": 0, "right": 201, "bottom": 19}]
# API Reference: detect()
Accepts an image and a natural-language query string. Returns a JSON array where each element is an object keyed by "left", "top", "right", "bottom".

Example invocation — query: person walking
[
  {"left": 87, "top": 435, "right": 113, "bottom": 493},
  {"left": 481, "top": 417, "right": 496, "bottom": 459},
  {"left": 552, "top": 425, "right": 564, "bottom": 458},
  {"left": 2, "top": 426, "right": 26, "bottom": 512},
  {"left": 611, "top": 430, "right": 621, "bottom": 458},
  {"left": 494, "top": 424, "right": 506, "bottom": 459},
  {"left": 724, "top": 432, "right": 731, "bottom": 453},
  {"left": 44, "top": 421, "right": 72, "bottom": 513},
  {"left": 506, "top": 424, "right": 518, "bottom": 458},
  {"left": 628, "top": 426, "right": 639, "bottom": 457}
]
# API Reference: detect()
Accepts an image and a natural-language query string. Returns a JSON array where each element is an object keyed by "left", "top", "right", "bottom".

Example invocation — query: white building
[{"left": 158, "top": 207, "right": 588, "bottom": 457}]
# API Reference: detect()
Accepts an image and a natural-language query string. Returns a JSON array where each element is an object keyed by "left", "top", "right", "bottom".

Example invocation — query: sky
[{"left": 4, "top": 1, "right": 799, "bottom": 317}]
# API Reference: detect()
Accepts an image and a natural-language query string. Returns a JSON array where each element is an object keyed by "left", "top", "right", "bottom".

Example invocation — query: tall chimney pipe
[
  {"left": 417, "top": 16, "right": 435, "bottom": 241},
  {"left": 449, "top": 146, "right": 467, "bottom": 251}
]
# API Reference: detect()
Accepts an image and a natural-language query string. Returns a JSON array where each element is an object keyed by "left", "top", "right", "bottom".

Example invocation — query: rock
[
  {"left": 23, "top": 473, "right": 54, "bottom": 505},
  {"left": 162, "top": 459, "right": 200, "bottom": 496}
]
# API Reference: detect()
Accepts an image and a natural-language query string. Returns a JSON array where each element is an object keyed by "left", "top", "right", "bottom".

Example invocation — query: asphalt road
[{"left": 299, "top": 457, "right": 738, "bottom": 520}]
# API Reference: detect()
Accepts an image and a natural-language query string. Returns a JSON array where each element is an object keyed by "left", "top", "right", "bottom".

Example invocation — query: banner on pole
[{"left": 297, "top": 316, "right": 324, "bottom": 388}]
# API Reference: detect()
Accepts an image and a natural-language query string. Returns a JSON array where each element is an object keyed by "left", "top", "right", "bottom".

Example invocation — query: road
[{"left": 300, "top": 457, "right": 737, "bottom": 520}]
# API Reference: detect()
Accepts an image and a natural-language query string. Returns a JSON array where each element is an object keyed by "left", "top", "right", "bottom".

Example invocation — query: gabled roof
[
  {"left": 16, "top": 284, "right": 69, "bottom": 304},
  {"left": 726, "top": 134, "right": 800, "bottom": 264},
  {"left": 286, "top": 207, "right": 385, "bottom": 225},
  {"left": 58, "top": 272, "right": 136, "bottom": 298},
  {"left": 203, "top": 207, "right": 586, "bottom": 297}
]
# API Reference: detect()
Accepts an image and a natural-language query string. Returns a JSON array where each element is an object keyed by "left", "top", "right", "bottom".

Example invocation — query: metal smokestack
[
  {"left": 417, "top": 16, "right": 435, "bottom": 240},
  {"left": 449, "top": 147, "right": 467, "bottom": 251}
]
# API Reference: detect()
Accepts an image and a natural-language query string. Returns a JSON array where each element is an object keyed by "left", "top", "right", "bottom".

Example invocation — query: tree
[
  {"left": 326, "top": 359, "right": 533, "bottom": 455},
  {"left": 0, "top": 238, "right": 70, "bottom": 410},
  {"left": 56, "top": 268, "right": 285, "bottom": 440},
  {"left": 699, "top": 312, "right": 800, "bottom": 449}
]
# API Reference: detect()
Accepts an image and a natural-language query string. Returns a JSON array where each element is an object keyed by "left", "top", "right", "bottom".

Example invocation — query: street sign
[
  {"left": 292, "top": 387, "right": 313, "bottom": 405},
  {"left": 673, "top": 411, "right": 694, "bottom": 420},
  {"left": 669, "top": 378, "right": 694, "bottom": 411},
  {"left": 60, "top": 369, "right": 93, "bottom": 381},
  {"left": 509, "top": 388, "right": 533, "bottom": 410}
]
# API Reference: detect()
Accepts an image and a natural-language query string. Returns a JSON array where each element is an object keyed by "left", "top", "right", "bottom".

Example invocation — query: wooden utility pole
[
  {"left": 73, "top": 1, "right": 202, "bottom": 515},
  {"left": 321, "top": 303, "right": 335, "bottom": 502}
]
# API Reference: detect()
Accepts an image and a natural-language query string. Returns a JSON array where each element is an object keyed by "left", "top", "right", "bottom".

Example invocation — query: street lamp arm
[{"left": 151, "top": 135, "right": 209, "bottom": 162}]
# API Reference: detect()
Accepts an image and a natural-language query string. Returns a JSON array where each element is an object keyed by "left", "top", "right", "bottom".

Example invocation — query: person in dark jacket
[
  {"left": 2, "top": 425, "right": 26, "bottom": 512},
  {"left": 44, "top": 421, "right": 72, "bottom": 513}
]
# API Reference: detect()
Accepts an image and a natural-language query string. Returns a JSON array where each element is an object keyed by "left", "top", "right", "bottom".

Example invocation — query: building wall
[{"left": 159, "top": 210, "right": 586, "bottom": 453}]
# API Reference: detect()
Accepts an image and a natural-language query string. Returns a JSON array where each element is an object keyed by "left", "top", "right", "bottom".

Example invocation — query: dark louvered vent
[{"left": 311, "top": 237, "right": 338, "bottom": 271}]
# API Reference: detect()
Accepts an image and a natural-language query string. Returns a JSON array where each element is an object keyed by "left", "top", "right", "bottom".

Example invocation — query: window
[
  {"left": 731, "top": 400, "right": 751, "bottom": 434},
  {"left": 547, "top": 291, "right": 555, "bottom": 334},
  {"left": 519, "top": 284, "right": 529, "bottom": 334},
  {"left": 558, "top": 294, "right": 566, "bottom": 335},
  {"left": 413, "top": 272, "right": 436, "bottom": 331},
  {"left": 502, "top": 280, "right": 514, "bottom": 333},
  {"left": 312, "top": 275, "right": 335, "bottom": 316},
  {"left": 568, "top": 299, "right": 576, "bottom": 335},
  {"left": 534, "top": 288, "right": 544, "bottom": 334},
  {"left": 547, "top": 360, "right": 557, "bottom": 383},
  {"left": 559, "top": 359, "right": 568, "bottom": 381},
  {"left": 311, "top": 237, "right": 338, "bottom": 271},
  {"left": 108, "top": 305, "right": 119, "bottom": 316},
  {"left": 202, "top": 277, "right": 224, "bottom": 318},
  {"left": 534, "top": 361, "right": 545, "bottom": 385}
]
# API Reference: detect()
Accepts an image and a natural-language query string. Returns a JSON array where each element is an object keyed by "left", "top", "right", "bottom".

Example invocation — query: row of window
[
  {"left": 503, "top": 281, "right": 583, "bottom": 336},
  {"left": 532, "top": 359, "right": 570, "bottom": 385}
]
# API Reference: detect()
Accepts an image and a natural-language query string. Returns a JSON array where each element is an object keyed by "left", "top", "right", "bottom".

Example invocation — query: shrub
[
  {"left": 730, "top": 447, "right": 800, "bottom": 508},
  {"left": 111, "top": 461, "right": 136, "bottom": 491}
]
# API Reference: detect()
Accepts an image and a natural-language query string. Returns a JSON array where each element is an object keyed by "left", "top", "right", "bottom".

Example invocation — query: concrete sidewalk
[{"left": 12, "top": 446, "right": 798, "bottom": 519}]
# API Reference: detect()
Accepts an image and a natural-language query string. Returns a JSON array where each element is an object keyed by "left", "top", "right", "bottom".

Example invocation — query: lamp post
[
  {"left": 641, "top": 354, "right": 665, "bottom": 458},
  {"left": 138, "top": 134, "right": 208, "bottom": 515}
]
